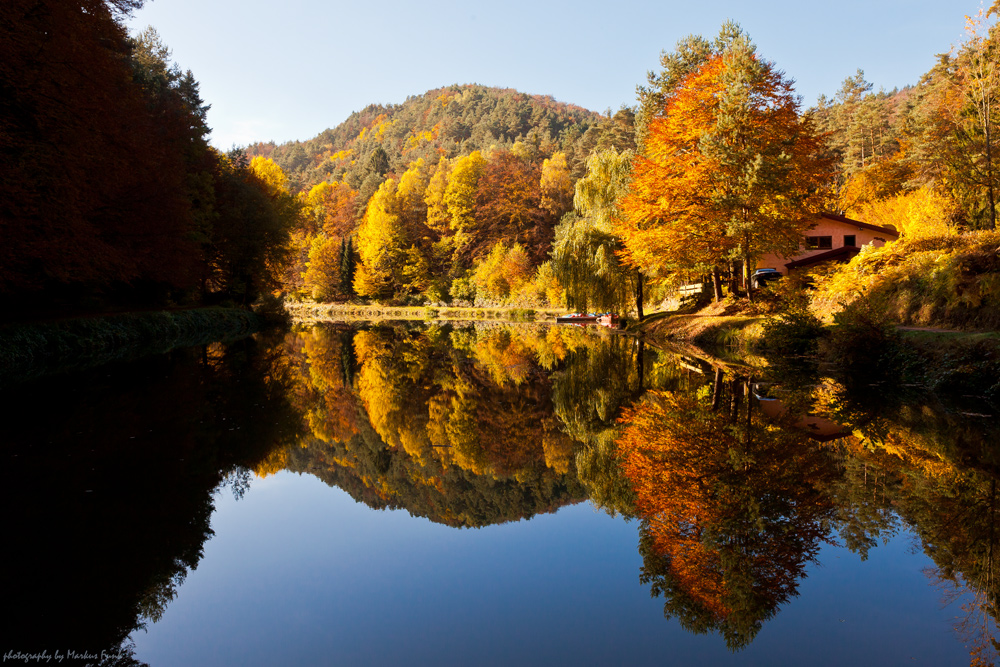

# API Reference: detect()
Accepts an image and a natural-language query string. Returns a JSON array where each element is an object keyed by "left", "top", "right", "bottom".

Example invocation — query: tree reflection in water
[
  {"left": 282, "top": 323, "right": 1000, "bottom": 660},
  {"left": 278, "top": 323, "right": 589, "bottom": 527},
  {"left": 0, "top": 333, "right": 303, "bottom": 665},
  {"left": 616, "top": 382, "right": 837, "bottom": 650},
  {"left": 7, "top": 322, "right": 1000, "bottom": 663}
]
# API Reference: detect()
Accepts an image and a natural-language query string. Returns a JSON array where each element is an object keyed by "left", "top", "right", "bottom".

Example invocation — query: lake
[{"left": 2, "top": 321, "right": 996, "bottom": 666}]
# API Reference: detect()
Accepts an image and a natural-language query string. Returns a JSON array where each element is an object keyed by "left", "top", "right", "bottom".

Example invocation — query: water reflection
[
  {"left": 0, "top": 333, "right": 303, "bottom": 665},
  {"left": 4, "top": 322, "right": 1000, "bottom": 664},
  {"left": 275, "top": 322, "right": 1000, "bottom": 658},
  {"left": 277, "top": 323, "right": 588, "bottom": 527}
]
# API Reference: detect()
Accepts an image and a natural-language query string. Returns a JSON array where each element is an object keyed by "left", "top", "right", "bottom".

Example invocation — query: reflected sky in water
[{"left": 132, "top": 471, "right": 964, "bottom": 666}]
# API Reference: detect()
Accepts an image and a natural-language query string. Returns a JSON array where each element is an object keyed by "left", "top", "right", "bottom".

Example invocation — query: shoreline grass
[
  {"left": 0, "top": 307, "right": 260, "bottom": 388},
  {"left": 286, "top": 301, "right": 563, "bottom": 324}
]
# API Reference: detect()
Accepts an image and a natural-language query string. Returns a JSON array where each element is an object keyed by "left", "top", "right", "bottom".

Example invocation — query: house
[
  {"left": 755, "top": 212, "right": 900, "bottom": 276},
  {"left": 754, "top": 391, "right": 851, "bottom": 442}
]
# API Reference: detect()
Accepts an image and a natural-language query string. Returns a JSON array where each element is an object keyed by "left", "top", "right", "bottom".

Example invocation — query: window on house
[
  {"left": 806, "top": 236, "right": 833, "bottom": 250},
  {"left": 844, "top": 235, "right": 856, "bottom": 247}
]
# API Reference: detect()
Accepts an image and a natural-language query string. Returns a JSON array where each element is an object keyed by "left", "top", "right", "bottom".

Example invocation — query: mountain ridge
[{"left": 246, "top": 84, "right": 633, "bottom": 198}]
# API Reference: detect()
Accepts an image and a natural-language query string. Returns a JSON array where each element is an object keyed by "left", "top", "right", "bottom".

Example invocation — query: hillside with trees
[
  {"left": 7, "top": 0, "right": 1000, "bottom": 335},
  {"left": 246, "top": 86, "right": 633, "bottom": 196},
  {"left": 245, "top": 88, "right": 636, "bottom": 307}
]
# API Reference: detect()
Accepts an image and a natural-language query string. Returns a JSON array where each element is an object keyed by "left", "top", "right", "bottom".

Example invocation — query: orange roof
[{"left": 817, "top": 212, "right": 899, "bottom": 237}]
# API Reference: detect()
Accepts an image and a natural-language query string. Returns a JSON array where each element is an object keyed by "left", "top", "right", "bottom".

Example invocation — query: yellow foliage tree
[
  {"left": 471, "top": 242, "right": 533, "bottom": 303},
  {"left": 539, "top": 152, "right": 574, "bottom": 217},
  {"left": 445, "top": 150, "right": 487, "bottom": 234},
  {"left": 300, "top": 180, "right": 357, "bottom": 237},
  {"left": 836, "top": 157, "right": 910, "bottom": 215},
  {"left": 250, "top": 156, "right": 289, "bottom": 194},
  {"left": 354, "top": 179, "right": 406, "bottom": 299},
  {"left": 397, "top": 158, "right": 431, "bottom": 227},
  {"left": 424, "top": 156, "right": 453, "bottom": 233},
  {"left": 855, "top": 186, "right": 957, "bottom": 239},
  {"left": 303, "top": 234, "right": 342, "bottom": 300}
]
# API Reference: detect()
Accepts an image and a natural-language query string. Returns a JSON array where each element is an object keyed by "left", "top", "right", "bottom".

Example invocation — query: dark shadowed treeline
[{"left": 0, "top": 1, "right": 299, "bottom": 319}]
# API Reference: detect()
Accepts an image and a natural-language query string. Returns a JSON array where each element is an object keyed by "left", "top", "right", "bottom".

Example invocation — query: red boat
[{"left": 556, "top": 313, "right": 621, "bottom": 327}]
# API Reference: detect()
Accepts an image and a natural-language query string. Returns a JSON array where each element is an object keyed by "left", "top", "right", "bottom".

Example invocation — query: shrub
[
  {"left": 828, "top": 293, "right": 903, "bottom": 376},
  {"left": 761, "top": 309, "right": 825, "bottom": 355},
  {"left": 813, "top": 231, "right": 1000, "bottom": 330},
  {"left": 450, "top": 275, "right": 476, "bottom": 303}
]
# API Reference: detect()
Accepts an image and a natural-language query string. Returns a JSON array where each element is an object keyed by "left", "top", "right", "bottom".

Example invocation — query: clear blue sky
[{"left": 128, "top": 0, "right": 984, "bottom": 149}]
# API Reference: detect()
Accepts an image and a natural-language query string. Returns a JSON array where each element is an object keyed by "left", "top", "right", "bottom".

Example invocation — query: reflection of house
[
  {"left": 755, "top": 394, "right": 851, "bottom": 442},
  {"left": 756, "top": 213, "right": 900, "bottom": 276}
]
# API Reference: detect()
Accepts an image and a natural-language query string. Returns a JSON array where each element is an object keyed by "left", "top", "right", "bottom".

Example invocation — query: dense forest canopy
[
  {"left": 0, "top": 0, "right": 301, "bottom": 317},
  {"left": 244, "top": 88, "right": 637, "bottom": 307},
  {"left": 246, "top": 86, "right": 628, "bottom": 195}
]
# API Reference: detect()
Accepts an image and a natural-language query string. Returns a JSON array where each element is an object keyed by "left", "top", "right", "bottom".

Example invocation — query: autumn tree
[
  {"left": 470, "top": 150, "right": 548, "bottom": 264},
  {"left": 424, "top": 156, "right": 453, "bottom": 233},
  {"left": 354, "top": 178, "right": 407, "bottom": 299},
  {"left": 292, "top": 181, "right": 359, "bottom": 299},
  {"left": 207, "top": 150, "right": 300, "bottom": 304},
  {"left": 621, "top": 24, "right": 832, "bottom": 299},
  {"left": 908, "top": 10, "right": 1000, "bottom": 230},
  {"left": 470, "top": 242, "right": 533, "bottom": 303},
  {"left": 444, "top": 151, "right": 487, "bottom": 235},
  {"left": 636, "top": 34, "right": 715, "bottom": 145},
  {"left": 0, "top": 1, "right": 197, "bottom": 309},
  {"left": 301, "top": 181, "right": 357, "bottom": 237},
  {"left": 0, "top": 3, "right": 300, "bottom": 313},
  {"left": 539, "top": 152, "right": 574, "bottom": 217},
  {"left": 620, "top": 56, "right": 732, "bottom": 280},
  {"left": 553, "top": 148, "right": 644, "bottom": 316},
  {"left": 303, "top": 235, "right": 343, "bottom": 300}
]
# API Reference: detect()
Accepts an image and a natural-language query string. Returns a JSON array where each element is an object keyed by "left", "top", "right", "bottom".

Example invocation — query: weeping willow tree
[
  {"left": 552, "top": 148, "right": 645, "bottom": 319},
  {"left": 550, "top": 334, "right": 646, "bottom": 517}
]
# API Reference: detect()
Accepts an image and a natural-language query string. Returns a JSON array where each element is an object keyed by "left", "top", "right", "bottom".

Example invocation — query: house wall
[{"left": 755, "top": 218, "right": 895, "bottom": 275}]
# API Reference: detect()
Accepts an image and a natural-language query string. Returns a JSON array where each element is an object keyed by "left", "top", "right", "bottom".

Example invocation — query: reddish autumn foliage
[
  {"left": 468, "top": 150, "right": 551, "bottom": 264},
  {"left": 617, "top": 390, "right": 836, "bottom": 648},
  {"left": 0, "top": 0, "right": 199, "bottom": 308}
]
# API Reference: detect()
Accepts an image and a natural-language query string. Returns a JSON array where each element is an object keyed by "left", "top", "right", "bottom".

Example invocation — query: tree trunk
[
  {"left": 636, "top": 339, "right": 645, "bottom": 393},
  {"left": 634, "top": 270, "right": 644, "bottom": 321},
  {"left": 988, "top": 119, "right": 996, "bottom": 230},
  {"left": 711, "top": 367, "right": 723, "bottom": 411},
  {"left": 712, "top": 266, "right": 724, "bottom": 302},
  {"left": 727, "top": 260, "right": 738, "bottom": 296},
  {"left": 744, "top": 257, "right": 754, "bottom": 303},
  {"left": 730, "top": 377, "right": 742, "bottom": 422}
]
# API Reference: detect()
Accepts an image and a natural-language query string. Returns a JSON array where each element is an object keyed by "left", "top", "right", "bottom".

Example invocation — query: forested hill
[{"left": 246, "top": 85, "right": 631, "bottom": 197}]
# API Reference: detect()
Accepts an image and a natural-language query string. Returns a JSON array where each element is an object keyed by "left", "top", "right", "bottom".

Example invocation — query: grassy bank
[
  {"left": 637, "top": 301, "right": 1000, "bottom": 400},
  {"left": 812, "top": 231, "right": 1000, "bottom": 329},
  {"left": 0, "top": 307, "right": 260, "bottom": 387},
  {"left": 635, "top": 302, "right": 766, "bottom": 353},
  {"left": 286, "top": 301, "right": 563, "bottom": 324}
]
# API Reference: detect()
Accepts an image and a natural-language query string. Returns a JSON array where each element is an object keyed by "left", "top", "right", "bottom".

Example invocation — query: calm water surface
[{"left": 2, "top": 322, "right": 997, "bottom": 666}]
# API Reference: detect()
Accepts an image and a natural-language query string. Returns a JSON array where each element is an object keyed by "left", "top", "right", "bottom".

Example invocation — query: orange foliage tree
[
  {"left": 620, "top": 26, "right": 831, "bottom": 297},
  {"left": 617, "top": 388, "right": 835, "bottom": 649}
]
